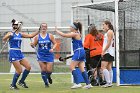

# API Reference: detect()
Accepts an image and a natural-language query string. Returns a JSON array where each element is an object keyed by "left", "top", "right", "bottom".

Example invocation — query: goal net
[
  {"left": 72, "top": 0, "right": 140, "bottom": 85},
  {"left": 0, "top": 27, "right": 71, "bottom": 74}
]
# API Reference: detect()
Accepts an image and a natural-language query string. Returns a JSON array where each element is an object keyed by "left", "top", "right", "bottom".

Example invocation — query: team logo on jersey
[
  {"left": 14, "top": 37, "right": 22, "bottom": 40},
  {"left": 39, "top": 40, "right": 50, "bottom": 43}
]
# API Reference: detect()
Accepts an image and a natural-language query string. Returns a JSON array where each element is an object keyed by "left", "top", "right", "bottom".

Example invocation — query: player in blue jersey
[
  {"left": 2, "top": 19, "right": 40, "bottom": 90},
  {"left": 55, "top": 22, "right": 92, "bottom": 89},
  {"left": 31, "top": 23, "right": 57, "bottom": 87}
]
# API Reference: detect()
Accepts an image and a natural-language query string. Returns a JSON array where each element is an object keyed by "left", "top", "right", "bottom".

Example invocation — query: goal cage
[
  {"left": 0, "top": 27, "right": 73, "bottom": 74},
  {"left": 71, "top": 0, "right": 140, "bottom": 86}
]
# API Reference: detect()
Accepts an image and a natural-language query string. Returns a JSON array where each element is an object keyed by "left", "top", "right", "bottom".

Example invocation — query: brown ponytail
[
  {"left": 73, "top": 22, "right": 82, "bottom": 33},
  {"left": 77, "top": 22, "right": 82, "bottom": 33},
  {"left": 104, "top": 20, "right": 114, "bottom": 31}
]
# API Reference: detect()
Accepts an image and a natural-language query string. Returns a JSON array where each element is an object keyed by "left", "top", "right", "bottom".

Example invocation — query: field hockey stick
[
  {"left": 85, "top": 48, "right": 96, "bottom": 53},
  {"left": 59, "top": 48, "right": 96, "bottom": 61},
  {"left": 31, "top": 45, "right": 40, "bottom": 58},
  {"left": 0, "top": 23, "right": 22, "bottom": 54},
  {"left": 0, "top": 40, "right": 9, "bottom": 54},
  {"left": 59, "top": 55, "right": 73, "bottom": 61},
  {"left": 27, "top": 29, "right": 40, "bottom": 58}
]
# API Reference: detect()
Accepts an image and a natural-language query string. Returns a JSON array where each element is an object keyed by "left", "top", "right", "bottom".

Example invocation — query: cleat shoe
[
  {"left": 18, "top": 80, "right": 28, "bottom": 88},
  {"left": 10, "top": 84, "right": 19, "bottom": 90},
  {"left": 71, "top": 84, "right": 82, "bottom": 89},
  {"left": 108, "top": 83, "right": 113, "bottom": 87},
  {"left": 101, "top": 84, "right": 109, "bottom": 88},
  {"left": 45, "top": 84, "right": 49, "bottom": 88},
  {"left": 83, "top": 84, "right": 93, "bottom": 89},
  {"left": 100, "top": 80, "right": 106, "bottom": 85},
  {"left": 48, "top": 77, "right": 52, "bottom": 84}
]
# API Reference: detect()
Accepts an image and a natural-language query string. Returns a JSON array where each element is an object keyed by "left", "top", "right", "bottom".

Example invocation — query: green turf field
[{"left": 0, "top": 74, "right": 140, "bottom": 93}]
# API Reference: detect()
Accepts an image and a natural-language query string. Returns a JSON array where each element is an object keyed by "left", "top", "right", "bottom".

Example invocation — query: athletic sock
[
  {"left": 20, "top": 69, "right": 30, "bottom": 83},
  {"left": 109, "top": 69, "right": 113, "bottom": 84},
  {"left": 41, "top": 71, "right": 48, "bottom": 85},
  {"left": 72, "top": 70, "right": 79, "bottom": 84},
  {"left": 46, "top": 72, "right": 52, "bottom": 84},
  {"left": 103, "top": 69, "right": 110, "bottom": 84},
  {"left": 82, "top": 71, "right": 90, "bottom": 85},
  {"left": 46, "top": 72, "right": 52, "bottom": 78},
  {"left": 12, "top": 73, "right": 20, "bottom": 86}
]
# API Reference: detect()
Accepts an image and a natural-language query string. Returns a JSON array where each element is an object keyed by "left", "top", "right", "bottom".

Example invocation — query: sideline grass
[{"left": 0, "top": 74, "right": 140, "bottom": 93}]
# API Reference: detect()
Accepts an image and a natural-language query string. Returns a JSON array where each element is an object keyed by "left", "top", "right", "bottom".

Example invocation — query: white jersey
[{"left": 103, "top": 30, "right": 115, "bottom": 57}]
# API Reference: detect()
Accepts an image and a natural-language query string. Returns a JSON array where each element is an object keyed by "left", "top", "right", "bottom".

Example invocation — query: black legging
[{"left": 84, "top": 48, "right": 91, "bottom": 71}]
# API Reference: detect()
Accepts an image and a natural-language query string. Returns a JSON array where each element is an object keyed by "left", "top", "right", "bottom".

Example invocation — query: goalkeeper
[{"left": 84, "top": 24, "right": 104, "bottom": 86}]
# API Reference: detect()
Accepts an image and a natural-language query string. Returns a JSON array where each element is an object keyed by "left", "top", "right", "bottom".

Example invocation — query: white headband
[{"left": 13, "top": 20, "right": 19, "bottom": 25}]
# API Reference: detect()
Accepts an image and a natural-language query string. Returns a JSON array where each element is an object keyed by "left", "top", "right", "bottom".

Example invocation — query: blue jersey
[
  {"left": 9, "top": 32, "right": 22, "bottom": 49},
  {"left": 72, "top": 38, "right": 83, "bottom": 52},
  {"left": 9, "top": 32, "right": 24, "bottom": 62},
  {"left": 37, "top": 33, "right": 54, "bottom": 62},
  {"left": 72, "top": 37, "right": 85, "bottom": 61}
]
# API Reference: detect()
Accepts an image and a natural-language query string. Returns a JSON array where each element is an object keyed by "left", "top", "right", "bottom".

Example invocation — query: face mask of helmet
[{"left": 12, "top": 21, "right": 22, "bottom": 30}]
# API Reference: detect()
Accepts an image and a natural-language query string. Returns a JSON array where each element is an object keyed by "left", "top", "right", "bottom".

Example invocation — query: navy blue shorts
[
  {"left": 9, "top": 50, "right": 24, "bottom": 62},
  {"left": 72, "top": 49, "right": 86, "bottom": 62}
]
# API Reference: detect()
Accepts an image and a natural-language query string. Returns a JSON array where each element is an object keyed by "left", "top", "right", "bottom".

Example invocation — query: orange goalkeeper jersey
[{"left": 84, "top": 33, "right": 104, "bottom": 57}]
